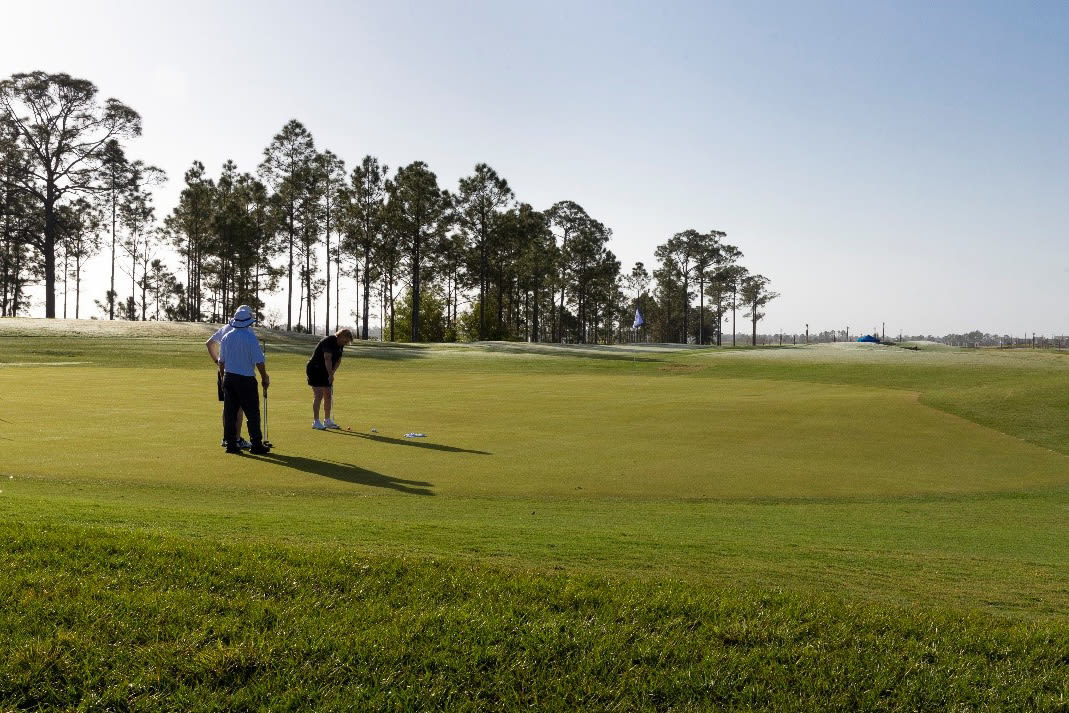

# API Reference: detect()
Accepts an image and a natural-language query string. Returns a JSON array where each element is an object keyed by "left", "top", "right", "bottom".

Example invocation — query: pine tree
[
  {"left": 385, "top": 162, "right": 451, "bottom": 343},
  {"left": 341, "top": 156, "right": 388, "bottom": 340},
  {"left": 258, "top": 120, "right": 316, "bottom": 331},
  {"left": 0, "top": 72, "right": 141, "bottom": 318},
  {"left": 456, "top": 164, "right": 513, "bottom": 340}
]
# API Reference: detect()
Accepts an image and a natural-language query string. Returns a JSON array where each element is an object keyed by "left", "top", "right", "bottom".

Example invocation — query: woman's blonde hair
[{"left": 336, "top": 328, "right": 354, "bottom": 342}]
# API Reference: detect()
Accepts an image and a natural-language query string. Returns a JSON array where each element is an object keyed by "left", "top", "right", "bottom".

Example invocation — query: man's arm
[
  {"left": 257, "top": 362, "right": 270, "bottom": 390},
  {"left": 217, "top": 339, "right": 227, "bottom": 376},
  {"left": 206, "top": 338, "right": 220, "bottom": 364}
]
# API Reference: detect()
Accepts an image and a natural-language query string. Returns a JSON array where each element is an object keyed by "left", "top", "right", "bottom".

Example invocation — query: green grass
[
  {"left": 4, "top": 525, "right": 1067, "bottom": 712},
  {"left": 1, "top": 319, "right": 1068, "bottom": 710}
]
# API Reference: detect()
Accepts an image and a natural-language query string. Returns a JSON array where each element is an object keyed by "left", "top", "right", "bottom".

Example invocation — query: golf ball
[{"left": 346, "top": 426, "right": 351, "bottom": 431}]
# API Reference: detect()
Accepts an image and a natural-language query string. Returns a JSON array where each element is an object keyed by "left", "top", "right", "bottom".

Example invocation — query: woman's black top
[{"left": 309, "top": 335, "right": 343, "bottom": 374}]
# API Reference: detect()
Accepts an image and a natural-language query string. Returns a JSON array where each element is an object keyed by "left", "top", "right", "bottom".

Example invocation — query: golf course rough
[{"left": 1, "top": 319, "right": 1068, "bottom": 710}]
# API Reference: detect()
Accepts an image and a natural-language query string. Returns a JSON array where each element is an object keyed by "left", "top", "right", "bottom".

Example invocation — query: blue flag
[{"left": 633, "top": 308, "right": 644, "bottom": 329}]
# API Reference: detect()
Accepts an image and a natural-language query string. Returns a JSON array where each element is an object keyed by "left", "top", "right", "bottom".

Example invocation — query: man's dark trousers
[{"left": 222, "top": 373, "right": 263, "bottom": 447}]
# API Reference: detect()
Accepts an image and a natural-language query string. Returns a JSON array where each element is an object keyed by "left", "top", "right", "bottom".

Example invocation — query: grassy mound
[
  {"left": 1, "top": 319, "right": 1068, "bottom": 709},
  {"left": 4, "top": 525, "right": 1067, "bottom": 712}
]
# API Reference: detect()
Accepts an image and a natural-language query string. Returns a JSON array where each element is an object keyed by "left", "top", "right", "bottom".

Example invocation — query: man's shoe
[
  {"left": 250, "top": 443, "right": 271, "bottom": 455},
  {"left": 237, "top": 437, "right": 252, "bottom": 449},
  {"left": 313, "top": 420, "right": 327, "bottom": 430},
  {"left": 324, "top": 419, "right": 340, "bottom": 429},
  {"left": 225, "top": 444, "right": 241, "bottom": 454}
]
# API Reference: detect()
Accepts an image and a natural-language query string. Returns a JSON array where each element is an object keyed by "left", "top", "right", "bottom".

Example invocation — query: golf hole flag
[{"left": 633, "top": 308, "right": 645, "bottom": 329}]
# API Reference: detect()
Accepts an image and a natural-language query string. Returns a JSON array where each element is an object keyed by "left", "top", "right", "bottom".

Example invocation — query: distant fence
[{"left": 616, "top": 330, "right": 1069, "bottom": 349}]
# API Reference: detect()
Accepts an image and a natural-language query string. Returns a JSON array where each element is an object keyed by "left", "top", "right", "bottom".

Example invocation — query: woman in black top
[{"left": 306, "top": 328, "right": 354, "bottom": 429}]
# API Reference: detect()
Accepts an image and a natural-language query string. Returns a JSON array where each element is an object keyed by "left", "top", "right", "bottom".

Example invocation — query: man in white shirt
[
  {"left": 218, "top": 305, "right": 271, "bottom": 455},
  {"left": 206, "top": 320, "right": 249, "bottom": 449}
]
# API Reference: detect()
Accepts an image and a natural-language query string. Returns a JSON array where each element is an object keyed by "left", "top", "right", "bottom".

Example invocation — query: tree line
[{"left": 1, "top": 71, "right": 779, "bottom": 344}]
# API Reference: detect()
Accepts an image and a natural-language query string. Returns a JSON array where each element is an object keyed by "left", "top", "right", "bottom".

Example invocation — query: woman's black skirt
[{"left": 306, "top": 359, "right": 331, "bottom": 388}]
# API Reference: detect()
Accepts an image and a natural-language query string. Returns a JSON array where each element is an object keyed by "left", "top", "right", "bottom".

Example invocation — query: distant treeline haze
[{"left": 1, "top": 71, "right": 779, "bottom": 344}]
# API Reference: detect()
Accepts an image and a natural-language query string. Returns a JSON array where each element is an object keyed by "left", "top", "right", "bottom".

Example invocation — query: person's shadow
[
  {"left": 246, "top": 452, "right": 434, "bottom": 496},
  {"left": 325, "top": 431, "right": 492, "bottom": 455}
]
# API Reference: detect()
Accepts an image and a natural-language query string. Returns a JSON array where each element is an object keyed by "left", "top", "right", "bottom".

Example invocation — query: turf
[
  {"left": 5, "top": 366, "right": 1066, "bottom": 499},
  {"left": 1, "top": 319, "right": 1068, "bottom": 710}
]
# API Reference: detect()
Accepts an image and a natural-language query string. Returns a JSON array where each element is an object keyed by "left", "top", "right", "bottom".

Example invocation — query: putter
[
  {"left": 259, "top": 336, "right": 273, "bottom": 449},
  {"left": 262, "top": 386, "right": 273, "bottom": 448}
]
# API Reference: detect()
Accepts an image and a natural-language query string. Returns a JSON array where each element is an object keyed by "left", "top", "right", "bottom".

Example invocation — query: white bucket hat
[{"left": 229, "top": 305, "right": 255, "bottom": 328}]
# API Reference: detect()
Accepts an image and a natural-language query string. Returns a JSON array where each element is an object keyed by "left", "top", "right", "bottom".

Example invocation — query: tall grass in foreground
[{"left": 3, "top": 524, "right": 1067, "bottom": 712}]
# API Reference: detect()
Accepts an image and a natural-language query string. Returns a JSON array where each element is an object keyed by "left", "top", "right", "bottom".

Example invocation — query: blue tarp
[{"left": 857, "top": 335, "right": 879, "bottom": 343}]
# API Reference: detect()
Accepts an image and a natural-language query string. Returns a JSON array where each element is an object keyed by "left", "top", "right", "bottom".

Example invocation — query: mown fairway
[{"left": 2, "top": 319, "right": 1068, "bottom": 711}]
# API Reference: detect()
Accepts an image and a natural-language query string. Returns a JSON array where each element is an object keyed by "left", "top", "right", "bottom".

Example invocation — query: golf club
[
  {"left": 262, "top": 385, "right": 273, "bottom": 448},
  {"left": 259, "top": 336, "right": 273, "bottom": 448}
]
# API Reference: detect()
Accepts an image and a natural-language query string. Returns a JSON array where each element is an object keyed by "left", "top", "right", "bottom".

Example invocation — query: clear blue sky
[{"left": 3, "top": 0, "right": 1067, "bottom": 336}]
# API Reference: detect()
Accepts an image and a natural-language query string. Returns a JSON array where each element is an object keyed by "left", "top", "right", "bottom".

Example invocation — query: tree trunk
[
  {"left": 306, "top": 245, "right": 313, "bottom": 333},
  {"left": 254, "top": 255, "right": 261, "bottom": 320},
  {"left": 731, "top": 286, "right": 737, "bottom": 347},
  {"left": 411, "top": 232, "right": 421, "bottom": 342},
  {"left": 361, "top": 251, "right": 371, "bottom": 340},
  {"left": 297, "top": 277, "right": 304, "bottom": 327},
  {"left": 43, "top": 193, "right": 57, "bottom": 318},
  {"left": 452, "top": 267, "right": 459, "bottom": 336},
  {"left": 387, "top": 274, "right": 395, "bottom": 342},
  {"left": 479, "top": 231, "right": 487, "bottom": 340},
  {"left": 140, "top": 264, "right": 148, "bottom": 320},
  {"left": 325, "top": 221, "right": 331, "bottom": 335},
  {"left": 110, "top": 198, "right": 117, "bottom": 320},
  {"left": 698, "top": 276, "right": 705, "bottom": 345},
  {"left": 680, "top": 272, "right": 688, "bottom": 344},
  {"left": 62, "top": 250, "right": 69, "bottom": 319},
  {"left": 531, "top": 282, "right": 540, "bottom": 342},
  {"left": 129, "top": 240, "right": 136, "bottom": 319},
  {"left": 558, "top": 283, "right": 566, "bottom": 343},
  {"left": 286, "top": 212, "right": 294, "bottom": 330},
  {"left": 496, "top": 281, "right": 503, "bottom": 337},
  {"left": 12, "top": 247, "right": 22, "bottom": 316}
]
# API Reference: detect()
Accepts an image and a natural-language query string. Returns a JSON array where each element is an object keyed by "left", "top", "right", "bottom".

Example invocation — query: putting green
[{"left": 3, "top": 363, "right": 1066, "bottom": 498}]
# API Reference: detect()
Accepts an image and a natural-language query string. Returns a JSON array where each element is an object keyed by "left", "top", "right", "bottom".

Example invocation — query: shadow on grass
[
  {"left": 263, "top": 343, "right": 429, "bottom": 361},
  {"left": 259, "top": 336, "right": 431, "bottom": 361},
  {"left": 324, "top": 430, "right": 491, "bottom": 455},
  {"left": 350, "top": 343, "right": 430, "bottom": 361},
  {"left": 476, "top": 341, "right": 665, "bottom": 363},
  {"left": 245, "top": 452, "right": 435, "bottom": 495}
]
